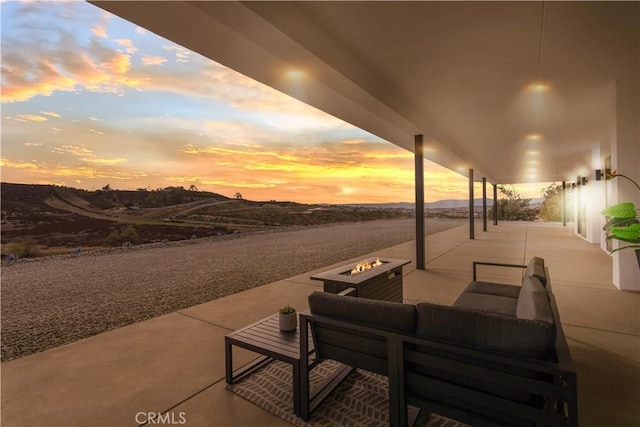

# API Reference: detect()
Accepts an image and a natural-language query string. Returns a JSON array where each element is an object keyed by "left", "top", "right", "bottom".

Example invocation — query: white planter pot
[{"left": 279, "top": 312, "right": 297, "bottom": 332}]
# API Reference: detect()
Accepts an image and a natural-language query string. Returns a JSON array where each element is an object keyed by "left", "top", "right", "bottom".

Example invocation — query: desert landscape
[
  {"left": 0, "top": 182, "right": 413, "bottom": 259},
  {"left": 1, "top": 216, "right": 466, "bottom": 361},
  {"left": 1, "top": 182, "right": 467, "bottom": 361}
]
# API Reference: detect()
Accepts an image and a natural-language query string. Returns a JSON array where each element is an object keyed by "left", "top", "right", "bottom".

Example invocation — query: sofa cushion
[
  {"left": 308, "top": 291, "right": 416, "bottom": 332},
  {"left": 414, "top": 303, "right": 555, "bottom": 404},
  {"left": 525, "top": 256, "right": 547, "bottom": 287},
  {"left": 453, "top": 292, "right": 518, "bottom": 316},
  {"left": 462, "top": 281, "right": 521, "bottom": 298},
  {"left": 416, "top": 302, "right": 554, "bottom": 360},
  {"left": 517, "top": 276, "right": 554, "bottom": 324},
  {"left": 308, "top": 292, "right": 417, "bottom": 375}
]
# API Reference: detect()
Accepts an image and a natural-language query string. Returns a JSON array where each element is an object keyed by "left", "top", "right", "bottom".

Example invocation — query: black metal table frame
[{"left": 225, "top": 314, "right": 312, "bottom": 416}]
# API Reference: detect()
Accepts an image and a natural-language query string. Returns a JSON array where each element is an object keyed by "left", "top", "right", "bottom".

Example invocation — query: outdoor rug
[{"left": 226, "top": 359, "right": 467, "bottom": 426}]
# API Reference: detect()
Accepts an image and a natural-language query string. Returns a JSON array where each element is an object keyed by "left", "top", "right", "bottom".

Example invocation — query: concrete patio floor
[{"left": 2, "top": 222, "right": 639, "bottom": 426}]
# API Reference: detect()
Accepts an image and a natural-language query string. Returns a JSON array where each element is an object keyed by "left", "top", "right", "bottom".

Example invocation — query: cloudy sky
[{"left": 1, "top": 1, "right": 541, "bottom": 204}]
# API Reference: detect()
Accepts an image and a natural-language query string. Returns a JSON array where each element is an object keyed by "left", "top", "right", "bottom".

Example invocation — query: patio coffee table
[{"left": 225, "top": 313, "right": 313, "bottom": 416}]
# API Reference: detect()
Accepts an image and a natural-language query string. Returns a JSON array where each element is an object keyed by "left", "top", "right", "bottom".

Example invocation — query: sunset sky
[{"left": 1, "top": 1, "right": 544, "bottom": 204}]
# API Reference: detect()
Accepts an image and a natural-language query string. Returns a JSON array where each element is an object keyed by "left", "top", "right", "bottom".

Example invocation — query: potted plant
[
  {"left": 601, "top": 171, "right": 640, "bottom": 267},
  {"left": 278, "top": 304, "right": 297, "bottom": 332}
]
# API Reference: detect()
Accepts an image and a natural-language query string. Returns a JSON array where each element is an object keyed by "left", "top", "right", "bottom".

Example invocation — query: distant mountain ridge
[
  {"left": 342, "top": 197, "right": 544, "bottom": 210},
  {"left": 342, "top": 199, "right": 491, "bottom": 209}
]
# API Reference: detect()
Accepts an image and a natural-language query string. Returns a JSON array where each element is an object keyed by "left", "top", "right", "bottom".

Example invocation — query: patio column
[
  {"left": 611, "top": 76, "right": 640, "bottom": 290},
  {"left": 562, "top": 181, "right": 567, "bottom": 226},
  {"left": 469, "top": 168, "right": 475, "bottom": 240},
  {"left": 493, "top": 184, "right": 498, "bottom": 225},
  {"left": 482, "top": 177, "right": 487, "bottom": 232},
  {"left": 414, "top": 134, "right": 425, "bottom": 269}
]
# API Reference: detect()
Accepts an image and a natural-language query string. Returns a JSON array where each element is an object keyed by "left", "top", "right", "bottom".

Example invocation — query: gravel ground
[{"left": 1, "top": 218, "right": 465, "bottom": 361}]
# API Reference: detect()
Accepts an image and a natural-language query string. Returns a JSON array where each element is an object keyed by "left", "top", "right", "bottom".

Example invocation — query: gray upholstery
[
  {"left": 308, "top": 291, "right": 416, "bottom": 332},
  {"left": 434, "top": 259, "right": 555, "bottom": 358},
  {"left": 517, "top": 276, "right": 554, "bottom": 324},
  {"left": 413, "top": 298, "right": 556, "bottom": 404},
  {"left": 308, "top": 291, "right": 416, "bottom": 375},
  {"left": 452, "top": 292, "right": 518, "bottom": 316},
  {"left": 526, "top": 256, "right": 547, "bottom": 286},
  {"left": 307, "top": 256, "right": 554, "bottom": 380},
  {"left": 303, "top": 257, "right": 576, "bottom": 427},
  {"left": 462, "top": 281, "right": 521, "bottom": 298},
  {"left": 416, "top": 302, "right": 555, "bottom": 360}
]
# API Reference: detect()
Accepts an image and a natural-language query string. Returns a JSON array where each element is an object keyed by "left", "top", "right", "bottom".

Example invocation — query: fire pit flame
[{"left": 350, "top": 257, "right": 383, "bottom": 275}]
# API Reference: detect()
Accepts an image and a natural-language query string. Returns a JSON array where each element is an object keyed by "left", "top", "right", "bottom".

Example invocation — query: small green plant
[
  {"left": 279, "top": 304, "right": 296, "bottom": 315},
  {"left": 601, "top": 171, "right": 640, "bottom": 253}
]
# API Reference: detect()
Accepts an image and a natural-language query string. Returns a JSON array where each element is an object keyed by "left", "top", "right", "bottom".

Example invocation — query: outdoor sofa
[{"left": 299, "top": 257, "right": 578, "bottom": 426}]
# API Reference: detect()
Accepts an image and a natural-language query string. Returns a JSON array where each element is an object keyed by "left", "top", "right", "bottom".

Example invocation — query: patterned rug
[{"left": 226, "top": 359, "right": 466, "bottom": 426}]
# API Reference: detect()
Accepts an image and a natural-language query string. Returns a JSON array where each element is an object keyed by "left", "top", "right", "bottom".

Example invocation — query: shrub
[
  {"left": 8, "top": 240, "right": 39, "bottom": 258},
  {"left": 540, "top": 183, "right": 573, "bottom": 222},
  {"left": 120, "top": 225, "right": 138, "bottom": 242},
  {"left": 106, "top": 225, "right": 139, "bottom": 245},
  {"left": 491, "top": 185, "right": 538, "bottom": 221}
]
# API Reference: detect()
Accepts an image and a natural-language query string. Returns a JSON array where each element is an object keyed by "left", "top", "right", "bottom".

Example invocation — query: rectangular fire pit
[{"left": 310, "top": 257, "right": 411, "bottom": 302}]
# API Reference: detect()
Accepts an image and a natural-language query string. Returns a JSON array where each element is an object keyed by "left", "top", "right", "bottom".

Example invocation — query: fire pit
[{"left": 311, "top": 257, "right": 411, "bottom": 302}]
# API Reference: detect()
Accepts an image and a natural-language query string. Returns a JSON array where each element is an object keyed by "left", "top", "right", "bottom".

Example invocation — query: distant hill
[
  {"left": 342, "top": 197, "right": 544, "bottom": 210},
  {"left": 0, "top": 183, "right": 414, "bottom": 258},
  {"left": 343, "top": 199, "right": 492, "bottom": 209}
]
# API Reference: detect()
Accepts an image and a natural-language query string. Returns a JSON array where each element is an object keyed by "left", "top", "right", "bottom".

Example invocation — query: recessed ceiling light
[
  {"left": 530, "top": 82, "right": 548, "bottom": 92},
  {"left": 287, "top": 69, "right": 304, "bottom": 78}
]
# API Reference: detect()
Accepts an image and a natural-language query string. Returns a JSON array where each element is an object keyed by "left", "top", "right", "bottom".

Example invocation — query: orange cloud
[
  {"left": 115, "top": 38, "right": 137, "bottom": 54},
  {"left": 1, "top": 158, "right": 40, "bottom": 170},
  {"left": 52, "top": 145, "right": 94, "bottom": 156},
  {"left": 168, "top": 139, "right": 420, "bottom": 203},
  {"left": 91, "top": 24, "right": 107, "bottom": 38},
  {"left": 99, "top": 51, "right": 131, "bottom": 75},
  {"left": 2, "top": 156, "right": 143, "bottom": 182},
  {"left": 141, "top": 56, "right": 168, "bottom": 66},
  {"left": 1, "top": 59, "right": 78, "bottom": 102},
  {"left": 167, "top": 176, "right": 277, "bottom": 189},
  {"left": 41, "top": 111, "right": 61, "bottom": 118},
  {"left": 50, "top": 144, "right": 126, "bottom": 165},
  {"left": 82, "top": 158, "right": 126, "bottom": 165},
  {"left": 2, "top": 34, "right": 138, "bottom": 103},
  {"left": 46, "top": 165, "right": 144, "bottom": 180},
  {"left": 341, "top": 139, "right": 366, "bottom": 145},
  {"left": 17, "top": 114, "right": 48, "bottom": 122}
]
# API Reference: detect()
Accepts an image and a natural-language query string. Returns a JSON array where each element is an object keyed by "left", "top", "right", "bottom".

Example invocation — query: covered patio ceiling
[{"left": 91, "top": 1, "right": 639, "bottom": 185}]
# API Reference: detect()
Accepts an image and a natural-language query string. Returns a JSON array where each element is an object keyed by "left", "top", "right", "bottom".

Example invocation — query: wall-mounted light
[{"left": 595, "top": 169, "right": 603, "bottom": 181}]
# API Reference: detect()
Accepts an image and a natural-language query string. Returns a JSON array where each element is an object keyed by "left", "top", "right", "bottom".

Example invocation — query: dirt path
[{"left": 1, "top": 218, "right": 465, "bottom": 361}]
